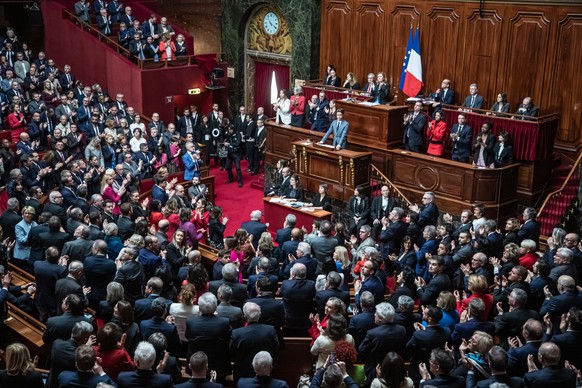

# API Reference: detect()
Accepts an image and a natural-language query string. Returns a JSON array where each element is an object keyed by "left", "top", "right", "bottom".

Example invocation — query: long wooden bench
[{"left": 4, "top": 302, "right": 47, "bottom": 361}]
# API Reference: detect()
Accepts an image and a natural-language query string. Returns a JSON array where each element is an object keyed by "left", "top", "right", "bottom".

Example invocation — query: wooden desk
[
  {"left": 385, "top": 149, "right": 520, "bottom": 221},
  {"left": 291, "top": 141, "right": 372, "bottom": 201},
  {"left": 335, "top": 100, "right": 408, "bottom": 151},
  {"left": 263, "top": 197, "right": 332, "bottom": 230}
]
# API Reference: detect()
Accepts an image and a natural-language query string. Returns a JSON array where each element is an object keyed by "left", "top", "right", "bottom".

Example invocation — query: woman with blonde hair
[
  {"left": 86, "top": 135, "right": 105, "bottom": 166},
  {"left": 342, "top": 72, "right": 360, "bottom": 90},
  {"left": 159, "top": 33, "right": 176, "bottom": 61},
  {"left": 164, "top": 199, "right": 181, "bottom": 241},
  {"left": 0, "top": 343, "right": 44, "bottom": 386},
  {"left": 169, "top": 283, "right": 200, "bottom": 343},
  {"left": 101, "top": 173, "right": 127, "bottom": 215},
  {"left": 431, "top": 291, "right": 459, "bottom": 331},
  {"left": 455, "top": 274, "right": 492, "bottom": 320}
]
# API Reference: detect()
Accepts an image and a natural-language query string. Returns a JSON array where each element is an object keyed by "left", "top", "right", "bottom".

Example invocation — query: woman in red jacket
[
  {"left": 159, "top": 33, "right": 176, "bottom": 61},
  {"left": 426, "top": 110, "right": 447, "bottom": 157},
  {"left": 7, "top": 103, "right": 26, "bottom": 143}
]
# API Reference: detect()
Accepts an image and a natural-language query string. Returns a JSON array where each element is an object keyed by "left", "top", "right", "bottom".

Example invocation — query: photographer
[{"left": 223, "top": 124, "right": 243, "bottom": 187}]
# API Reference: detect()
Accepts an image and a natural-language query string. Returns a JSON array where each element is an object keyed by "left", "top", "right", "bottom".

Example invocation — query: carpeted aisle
[{"left": 209, "top": 159, "right": 265, "bottom": 236}]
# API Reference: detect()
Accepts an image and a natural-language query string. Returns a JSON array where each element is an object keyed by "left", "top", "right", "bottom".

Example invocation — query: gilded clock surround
[{"left": 247, "top": 6, "right": 292, "bottom": 55}]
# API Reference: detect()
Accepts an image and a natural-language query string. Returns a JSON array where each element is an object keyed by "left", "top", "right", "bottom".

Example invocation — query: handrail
[
  {"left": 61, "top": 9, "right": 202, "bottom": 70},
  {"left": 537, "top": 151, "right": 582, "bottom": 219},
  {"left": 440, "top": 104, "right": 558, "bottom": 122},
  {"left": 370, "top": 164, "right": 413, "bottom": 207},
  {"left": 302, "top": 81, "right": 399, "bottom": 105}
]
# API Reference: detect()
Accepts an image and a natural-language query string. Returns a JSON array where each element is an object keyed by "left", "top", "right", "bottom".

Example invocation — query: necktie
[
  {"left": 186, "top": 118, "right": 192, "bottom": 132},
  {"left": 498, "top": 143, "right": 504, "bottom": 159},
  {"left": 471, "top": 95, "right": 475, "bottom": 108}
]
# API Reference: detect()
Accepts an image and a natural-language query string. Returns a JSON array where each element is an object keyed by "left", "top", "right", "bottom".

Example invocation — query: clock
[{"left": 263, "top": 12, "right": 279, "bottom": 35}]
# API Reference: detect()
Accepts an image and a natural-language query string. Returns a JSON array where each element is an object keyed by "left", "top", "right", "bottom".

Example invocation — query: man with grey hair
[
  {"left": 0, "top": 197, "right": 21, "bottom": 241},
  {"left": 113, "top": 246, "right": 144, "bottom": 304},
  {"left": 83, "top": 239, "right": 115, "bottom": 310},
  {"left": 238, "top": 351, "right": 288, "bottom": 388},
  {"left": 495, "top": 287, "right": 540, "bottom": 346},
  {"left": 522, "top": 342, "right": 576, "bottom": 387},
  {"left": 209, "top": 262, "right": 248, "bottom": 308},
  {"left": 348, "top": 224, "right": 375, "bottom": 268},
  {"left": 216, "top": 284, "right": 243, "bottom": 328},
  {"left": 231, "top": 303, "right": 279, "bottom": 381},
  {"left": 247, "top": 257, "right": 278, "bottom": 298},
  {"left": 461, "top": 83, "right": 484, "bottom": 110},
  {"left": 48, "top": 321, "right": 95, "bottom": 388},
  {"left": 409, "top": 191, "right": 439, "bottom": 228},
  {"left": 186, "top": 292, "right": 232, "bottom": 383},
  {"left": 282, "top": 241, "right": 317, "bottom": 280},
  {"left": 394, "top": 294, "right": 420, "bottom": 337},
  {"left": 315, "top": 271, "right": 350, "bottom": 318},
  {"left": 62, "top": 224, "right": 94, "bottom": 263},
  {"left": 117, "top": 341, "right": 173, "bottom": 387},
  {"left": 241, "top": 210, "right": 267, "bottom": 248},
  {"left": 549, "top": 247, "right": 578, "bottom": 283},
  {"left": 275, "top": 213, "right": 296, "bottom": 246},
  {"left": 540, "top": 275, "right": 582, "bottom": 334},
  {"left": 358, "top": 302, "right": 407, "bottom": 383},
  {"left": 177, "top": 249, "right": 202, "bottom": 282},
  {"left": 281, "top": 262, "right": 316, "bottom": 335},
  {"left": 55, "top": 261, "right": 91, "bottom": 314},
  {"left": 379, "top": 206, "right": 407, "bottom": 259},
  {"left": 155, "top": 219, "right": 170, "bottom": 250}
]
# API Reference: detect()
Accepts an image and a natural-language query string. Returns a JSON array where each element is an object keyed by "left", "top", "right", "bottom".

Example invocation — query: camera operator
[{"left": 223, "top": 124, "right": 243, "bottom": 187}]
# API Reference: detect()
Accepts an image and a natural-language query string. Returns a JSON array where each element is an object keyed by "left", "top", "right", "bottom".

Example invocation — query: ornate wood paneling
[
  {"left": 552, "top": 12, "right": 582, "bottom": 143},
  {"left": 320, "top": 0, "right": 353, "bottom": 77},
  {"left": 461, "top": 8, "right": 504, "bottom": 108},
  {"left": 424, "top": 5, "right": 460, "bottom": 97},
  {"left": 319, "top": 1, "right": 582, "bottom": 154}
]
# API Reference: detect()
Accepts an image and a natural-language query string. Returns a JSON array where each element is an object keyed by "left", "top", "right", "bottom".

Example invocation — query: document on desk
[
  {"left": 269, "top": 198, "right": 283, "bottom": 203},
  {"left": 359, "top": 101, "right": 379, "bottom": 106},
  {"left": 315, "top": 143, "right": 335, "bottom": 149}
]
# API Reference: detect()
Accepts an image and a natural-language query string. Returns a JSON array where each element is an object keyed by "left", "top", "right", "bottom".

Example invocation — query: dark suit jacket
[
  {"left": 33, "top": 259, "right": 67, "bottom": 315},
  {"left": 61, "top": 238, "right": 94, "bottom": 263},
  {"left": 117, "top": 216, "right": 135, "bottom": 241},
  {"left": 435, "top": 88, "right": 455, "bottom": 106},
  {"left": 241, "top": 220, "right": 268, "bottom": 248},
  {"left": 419, "top": 273, "right": 451, "bottom": 306},
  {"left": 117, "top": 369, "right": 174, "bottom": 388},
  {"left": 522, "top": 365, "right": 576, "bottom": 388},
  {"left": 348, "top": 310, "right": 376, "bottom": 350},
  {"left": 450, "top": 318, "right": 495, "bottom": 347},
  {"left": 403, "top": 112, "right": 427, "bottom": 147},
  {"left": 380, "top": 220, "right": 408, "bottom": 258},
  {"left": 231, "top": 322, "right": 279, "bottom": 379},
  {"left": 468, "top": 373, "right": 522, "bottom": 388},
  {"left": 309, "top": 236, "right": 339, "bottom": 262},
  {"left": 406, "top": 325, "right": 451, "bottom": 366},
  {"left": 186, "top": 314, "right": 232, "bottom": 375},
  {"left": 176, "top": 378, "right": 224, "bottom": 388},
  {"left": 315, "top": 288, "right": 350, "bottom": 318},
  {"left": 539, "top": 290, "right": 582, "bottom": 326},
  {"left": 450, "top": 123, "right": 473, "bottom": 161},
  {"left": 43, "top": 312, "right": 91, "bottom": 345},
  {"left": 0, "top": 210, "right": 22, "bottom": 242},
  {"left": 507, "top": 341, "right": 542, "bottom": 377},
  {"left": 551, "top": 330, "right": 582, "bottom": 369},
  {"left": 83, "top": 254, "right": 116, "bottom": 307},
  {"left": 237, "top": 376, "right": 289, "bottom": 388},
  {"left": 58, "top": 370, "right": 115, "bottom": 387},
  {"left": 518, "top": 220, "right": 541, "bottom": 247},
  {"left": 419, "top": 375, "right": 465, "bottom": 388},
  {"left": 370, "top": 196, "right": 394, "bottom": 222},
  {"left": 280, "top": 279, "right": 316, "bottom": 329},
  {"left": 359, "top": 323, "right": 407, "bottom": 382},
  {"left": 462, "top": 94, "right": 484, "bottom": 109},
  {"left": 48, "top": 337, "right": 77, "bottom": 388},
  {"left": 418, "top": 202, "right": 439, "bottom": 229},
  {"left": 114, "top": 260, "right": 145, "bottom": 304},
  {"left": 356, "top": 275, "right": 384, "bottom": 308},
  {"left": 55, "top": 277, "right": 83, "bottom": 314},
  {"left": 134, "top": 294, "right": 173, "bottom": 323},
  {"left": 139, "top": 316, "right": 181, "bottom": 355},
  {"left": 208, "top": 279, "right": 248, "bottom": 308},
  {"left": 275, "top": 227, "right": 292, "bottom": 245},
  {"left": 247, "top": 295, "right": 285, "bottom": 344},
  {"left": 493, "top": 143, "right": 515, "bottom": 167},
  {"left": 495, "top": 307, "right": 540, "bottom": 342}
]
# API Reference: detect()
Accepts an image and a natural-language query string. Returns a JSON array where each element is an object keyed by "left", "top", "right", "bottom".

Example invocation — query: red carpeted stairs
[
  {"left": 210, "top": 159, "right": 266, "bottom": 236},
  {"left": 538, "top": 165, "right": 580, "bottom": 235}
]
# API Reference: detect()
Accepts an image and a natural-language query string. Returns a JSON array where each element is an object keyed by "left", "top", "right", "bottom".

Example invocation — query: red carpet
[{"left": 209, "top": 159, "right": 265, "bottom": 236}]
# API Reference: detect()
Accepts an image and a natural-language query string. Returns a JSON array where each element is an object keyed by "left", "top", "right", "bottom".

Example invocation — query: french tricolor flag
[{"left": 400, "top": 26, "right": 424, "bottom": 97}]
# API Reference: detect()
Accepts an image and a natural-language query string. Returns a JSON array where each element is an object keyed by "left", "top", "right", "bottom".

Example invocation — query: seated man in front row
[{"left": 319, "top": 108, "right": 349, "bottom": 150}]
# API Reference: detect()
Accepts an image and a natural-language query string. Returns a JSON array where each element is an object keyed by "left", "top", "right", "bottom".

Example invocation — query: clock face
[{"left": 263, "top": 12, "right": 279, "bottom": 35}]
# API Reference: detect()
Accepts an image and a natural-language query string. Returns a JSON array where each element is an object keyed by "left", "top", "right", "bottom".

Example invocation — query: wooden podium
[{"left": 291, "top": 140, "right": 372, "bottom": 201}]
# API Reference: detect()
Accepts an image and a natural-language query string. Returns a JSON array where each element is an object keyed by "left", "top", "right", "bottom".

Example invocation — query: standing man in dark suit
[
  {"left": 230, "top": 302, "right": 280, "bottom": 381},
  {"left": 310, "top": 91, "right": 330, "bottom": 133},
  {"left": 134, "top": 277, "right": 173, "bottom": 323},
  {"left": 403, "top": 101, "right": 426, "bottom": 153},
  {"left": 280, "top": 263, "right": 316, "bottom": 334},
  {"left": 507, "top": 318, "right": 543, "bottom": 377},
  {"left": 186, "top": 292, "right": 232, "bottom": 384},
  {"left": 348, "top": 291, "right": 377, "bottom": 353},
  {"left": 518, "top": 207, "right": 541, "bottom": 248},
  {"left": 415, "top": 256, "right": 451, "bottom": 306},
  {"left": 57, "top": 345, "right": 116, "bottom": 387},
  {"left": 450, "top": 113, "right": 473, "bottom": 163},
  {"left": 370, "top": 185, "right": 394, "bottom": 240},
  {"left": 359, "top": 302, "right": 407, "bottom": 383},
  {"left": 55, "top": 261, "right": 90, "bottom": 315},
  {"left": 34, "top": 246, "right": 67, "bottom": 322},
  {"left": 237, "top": 351, "right": 289, "bottom": 388},
  {"left": 241, "top": 210, "right": 268, "bottom": 248},
  {"left": 61, "top": 225, "right": 94, "bottom": 263},
  {"left": 522, "top": 342, "right": 576, "bottom": 387},
  {"left": 281, "top": 242, "right": 318, "bottom": 281},
  {"left": 410, "top": 191, "right": 439, "bottom": 229},
  {"left": 379, "top": 207, "right": 407, "bottom": 259},
  {"left": 461, "top": 83, "right": 484, "bottom": 110},
  {"left": 315, "top": 272, "right": 350, "bottom": 318},
  {"left": 247, "top": 277, "right": 285, "bottom": 346},
  {"left": 139, "top": 298, "right": 181, "bottom": 356},
  {"left": 208, "top": 263, "right": 248, "bottom": 308},
  {"left": 275, "top": 214, "right": 295, "bottom": 247},
  {"left": 495, "top": 288, "right": 540, "bottom": 345},
  {"left": 354, "top": 259, "right": 385, "bottom": 309},
  {"left": 0, "top": 197, "right": 21, "bottom": 242},
  {"left": 83, "top": 240, "right": 116, "bottom": 310},
  {"left": 43, "top": 294, "right": 91, "bottom": 346},
  {"left": 117, "top": 341, "right": 174, "bottom": 388},
  {"left": 540, "top": 275, "right": 582, "bottom": 333},
  {"left": 450, "top": 298, "right": 495, "bottom": 347},
  {"left": 176, "top": 352, "right": 224, "bottom": 388}
]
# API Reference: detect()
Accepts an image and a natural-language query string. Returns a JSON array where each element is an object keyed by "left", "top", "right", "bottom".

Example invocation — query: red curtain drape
[{"left": 255, "top": 61, "right": 290, "bottom": 117}]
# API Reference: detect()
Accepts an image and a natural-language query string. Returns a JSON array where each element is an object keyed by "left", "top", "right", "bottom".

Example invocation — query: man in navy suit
[
  {"left": 237, "top": 351, "right": 289, "bottom": 388},
  {"left": 507, "top": 318, "right": 543, "bottom": 377},
  {"left": 57, "top": 345, "right": 116, "bottom": 387},
  {"left": 415, "top": 255, "right": 451, "bottom": 306},
  {"left": 319, "top": 108, "right": 349, "bottom": 150},
  {"left": 310, "top": 91, "right": 330, "bottom": 132},
  {"left": 139, "top": 297, "right": 181, "bottom": 356},
  {"left": 450, "top": 113, "right": 473, "bottom": 162},
  {"left": 540, "top": 275, "right": 582, "bottom": 333},
  {"left": 281, "top": 242, "right": 318, "bottom": 281},
  {"left": 451, "top": 298, "right": 495, "bottom": 347},
  {"left": 546, "top": 306, "right": 582, "bottom": 369},
  {"left": 430, "top": 79, "right": 455, "bottom": 112},
  {"left": 83, "top": 240, "right": 116, "bottom": 310},
  {"left": 247, "top": 257, "right": 279, "bottom": 298},
  {"left": 349, "top": 291, "right": 377, "bottom": 354},
  {"left": 410, "top": 191, "right": 439, "bottom": 229},
  {"left": 361, "top": 73, "right": 376, "bottom": 95},
  {"left": 359, "top": 302, "right": 407, "bottom": 383},
  {"left": 280, "top": 263, "right": 316, "bottom": 333},
  {"left": 315, "top": 271, "right": 350, "bottom": 318},
  {"left": 403, "top": 101, "right": 426, "bottom": 152},
  {"left": 241, "top": 210, "right": 268, "bottom": 248},
  {"left": 518, "top": 207, "right": 541, "bottom": 247},
  {"left": 379, "top": 207, "right": 407, "bottom": 259},
  {"left": 461, "top": 83, "right": 484, "bottom": 110},
  {"left": 176, "top": 351, "right": 224, "bottom": 388},
  {"left": 117, "top": 341, "right": 174, "bottom": 387},
  {"left": 134, "top": 277, "right": 173, "bottom": 323},
  {"left": 248, "top": 277, "right": 285, "bottom": 346},
  {"left": 466, "top": 346, "right": 522, "bottom": 388},
  {"left": 275, "top": 214, "right": 295, "bottom": 246},
  {"left": 230, "top": 303, "right": 280, "bottom": 381},
  {"left": 522, "top": 342, "right": 576, "bottom": 387},
  {"left": 354, "top": 259, "right": 384, "bottom": 309}
]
